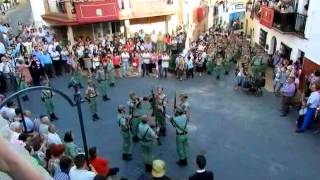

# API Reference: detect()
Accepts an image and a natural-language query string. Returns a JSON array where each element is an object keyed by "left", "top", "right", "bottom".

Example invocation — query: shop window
[{"left": 259, "top": 28, "right": 267, "bottom": 48}]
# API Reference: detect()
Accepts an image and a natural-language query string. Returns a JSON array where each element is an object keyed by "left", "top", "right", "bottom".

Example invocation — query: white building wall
[
  {"left": 253, "top": 0, "right": 320, "bottom": 64},
  {"left": 30, "top": 0, "right": 46, "bottom": 25}
]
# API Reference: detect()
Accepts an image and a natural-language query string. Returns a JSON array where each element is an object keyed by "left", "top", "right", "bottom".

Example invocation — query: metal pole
[
  {"left": 74, "top": 86, "right": 90, "bottom": 164},
  {"left": 16, "top": 95, "right": 27, "bottom": 132}
]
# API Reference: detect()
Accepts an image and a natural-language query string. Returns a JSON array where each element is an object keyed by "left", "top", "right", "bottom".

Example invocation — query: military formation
[{"left": 116, "top": 88, "right": 190, "bottom": 172}]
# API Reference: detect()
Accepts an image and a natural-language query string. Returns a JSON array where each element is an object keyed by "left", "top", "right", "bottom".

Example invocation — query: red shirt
[
  {"left": 90, "top": 157, "right": 109, "bottom": 176},
  {"left": 132, "top": 56, "right": 140, "bottom": 67},
  {"left": 112, "top": 55, "right": 121, "bottom": 66}
]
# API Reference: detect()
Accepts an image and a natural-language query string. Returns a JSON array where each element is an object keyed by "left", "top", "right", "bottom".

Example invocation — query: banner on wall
[
  {"left": 74, "top": 0, "right": 119, "bottom": 23},
  {"left": 260, "top": 6, "right": 274, "bottom": 28}
]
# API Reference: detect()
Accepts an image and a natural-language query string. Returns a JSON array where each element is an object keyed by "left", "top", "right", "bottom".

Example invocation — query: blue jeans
[
  {"left": 300, "top": 107, "right": 317, "bottom": 130},
  {"left": 122, "top": 61, "right": 129, "bottom": 75}
]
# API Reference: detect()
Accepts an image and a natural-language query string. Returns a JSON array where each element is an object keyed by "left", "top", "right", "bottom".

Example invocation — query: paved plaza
[{"left": 17, "top": 72, "right": 320, "bottom": 180}]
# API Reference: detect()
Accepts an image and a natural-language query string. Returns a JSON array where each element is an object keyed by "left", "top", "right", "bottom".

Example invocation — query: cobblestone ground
[{"left": 18, "top": 71, "right": 320, "bottom": 180}]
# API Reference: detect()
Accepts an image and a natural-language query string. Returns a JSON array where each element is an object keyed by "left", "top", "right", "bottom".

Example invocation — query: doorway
[{"left": 270, "top": 36, "right": 277, "bottom": 55}]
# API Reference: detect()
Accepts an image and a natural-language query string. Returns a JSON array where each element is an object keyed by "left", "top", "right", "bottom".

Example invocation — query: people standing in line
[
  {"left": 117, "top": 105, "right": 132, "bottom": 161},
  {"left": 189, "top": 154, "right": 214, "bottom": 180},
  {"left": 280, "top": 77, "right": 296, "bottom": 117}
]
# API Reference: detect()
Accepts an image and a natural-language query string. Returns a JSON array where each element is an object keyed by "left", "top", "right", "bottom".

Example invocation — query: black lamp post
[{"left": 0, "top": 86, "right": 90, "bottom": 161}]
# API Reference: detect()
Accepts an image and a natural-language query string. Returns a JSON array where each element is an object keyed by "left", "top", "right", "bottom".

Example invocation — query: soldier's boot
[
  {"left": 145, "top": 164, "right": 152, "bottom": 172},
  {"left": 225, "top": 71, "right": 229, "bottom": 75},
  {"left": 79, "top": 83, "right": 83, "bottom": 89},
  {"left": 160, "top": 127, "right": 166, "bottom": 136},
  {"left": 22, "top": 95, "right": 29, "bottom": 101},
  {"left": 132, "top": 136, "right": 139, "bottom": 143},
  {"left": 50, "top": 113, "right": 59, "bottom": 120},
  {"left": 122, "top": 154, "right": 132, "bottom": 161},
  {"left": 102, "top": 95, "right": 110, "bottom": 101},
  {"left": 92, "top": 114, "right": 100, "bottom": 121},
  {"left": 176, "top": 159, "right": 187, "bottom": 167},
  {"left": 110, "top": 82, "right": 115, "bottom": 87},
  {"left": 216, "top": 75, "right": 220, "bottom": 80}
]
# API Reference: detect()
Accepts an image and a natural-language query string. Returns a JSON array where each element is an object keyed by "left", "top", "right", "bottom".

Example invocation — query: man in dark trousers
[{"left": 189, "top": 154, "right": 214, "bottom": 180}]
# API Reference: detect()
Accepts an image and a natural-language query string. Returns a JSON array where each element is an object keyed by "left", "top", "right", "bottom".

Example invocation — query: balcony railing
[
  {"left": 295, "top": 13, "right": 307, "bottom": 35},
  {"left": 272, "top": 10, "right": 307, "bottom": 35},
  {"left": 119, "top": 0, "right": 177, "bottom": 18},
  {"left": 45, "top": 0, "right": 76, "bottom": 15},
  {"left": 273, "top": 11, "right": 296, "bottom": 32}
]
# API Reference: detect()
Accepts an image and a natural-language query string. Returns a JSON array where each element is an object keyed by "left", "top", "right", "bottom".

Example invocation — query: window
[
  {"left": 259, "top": 28, "right": 267, "bottom": 48},
  {"left": 280, "top": 42, "right": 292, "bottom": 60}
]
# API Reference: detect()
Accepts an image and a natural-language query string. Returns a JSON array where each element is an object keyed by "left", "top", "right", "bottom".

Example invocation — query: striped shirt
[{"left": 54, "top": 171, "right": 70, "bottom": 180}]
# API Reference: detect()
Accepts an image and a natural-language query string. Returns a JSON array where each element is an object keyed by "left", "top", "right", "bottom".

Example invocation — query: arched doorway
[{"left": 270, "top": 36, "right": 277, "bottom": 55}]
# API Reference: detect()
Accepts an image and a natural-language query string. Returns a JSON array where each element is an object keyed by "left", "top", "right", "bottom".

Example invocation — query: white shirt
[
  {"left": 0, "top": 42, "right": 5, "bottom": 54},
  {"left": 121, "top": 52, "right": 130, "bottom": 62},
  {"left": 307, "top": 91, "right": 320, "bottom": 108},
  {"left": 0, "top": 106, "right": 16, "bottom": 121},
  {"left": 48, "top": 132, "right": 62, "bottom": 145},
  {"left": 151, "top": 33, "right": 158, "bottom": 43},
  {"left": 162, "top": 55, "right": 170, "bottom": 68},
  {"left": 142, "top": 53, "right": 151, "bottom": 64},
  {"left": 51, "top": 51, "right": 60, "bottom": 61},
  {"left": 69, "top": 166, "right": 96, "bottom": 180}
]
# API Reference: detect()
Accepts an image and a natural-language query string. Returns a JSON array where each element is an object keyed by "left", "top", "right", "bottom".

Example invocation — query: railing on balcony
[
  {"left": 272, "top": 10, "right": 307, "bottom": 35},
  {"left": 45, "top": 0, "right": 76, "bottom": 15},
  {"left": 273, "top": 11, "right": 296, "bottom": 32},
  {"left": 295, "top": 13, "right": 307, "bottom": 35},
  {"left": 119, "top": 0, "right": 177, "bottom": 18}
]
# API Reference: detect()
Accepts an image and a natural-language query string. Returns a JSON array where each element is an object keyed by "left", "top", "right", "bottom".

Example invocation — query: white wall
[
  {"left": 30, "top": 0, "right": 46, "bottom": 25},
  {"left": 253, "top": 0, "right": 320, "bottom": 64}
]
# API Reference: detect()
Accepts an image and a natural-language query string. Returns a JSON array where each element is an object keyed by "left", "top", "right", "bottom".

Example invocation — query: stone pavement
[{"left": 18, "top": 71, "right": 320, "bottom": 180}]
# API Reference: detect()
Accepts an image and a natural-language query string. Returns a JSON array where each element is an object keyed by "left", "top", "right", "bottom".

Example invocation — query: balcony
[
  {"left": 119, "top": 0, "right": 178, "bottom": 19},
  {"left": 272, "top": 10, "right": 307, "bottom": 36},
  {"left": 42, "top": 0, "right": 77, "bottom": 25}
]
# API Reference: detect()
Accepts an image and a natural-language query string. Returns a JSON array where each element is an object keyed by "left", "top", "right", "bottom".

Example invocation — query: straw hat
[{"left": 152, "top": 160, "right": 166, "bottom": 178}]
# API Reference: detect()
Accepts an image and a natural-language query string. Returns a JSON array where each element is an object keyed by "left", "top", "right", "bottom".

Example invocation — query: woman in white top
[
  {"left": 161, "top": 51, "right": 170, "bottom": 79},
  {"left": 92, "top": 54, "right": 100, "bottom": 71}
]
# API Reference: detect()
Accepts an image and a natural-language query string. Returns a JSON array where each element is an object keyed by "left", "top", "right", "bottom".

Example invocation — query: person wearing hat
[
  {"left": 138, "top": 115, "right": 159, "bottom": 172},
  {"left": 86, "top": 80, "right": 100, "bottom": 121},
  {"left": 167, "top": 106, "right": 189, "bottom": 167},
  {"left": 127, "top": 92, "right": 142, "bottom": 143},
  {"left": 151, "top": 160, "right": 171, "bottom": 180},
  {"left": 95, "top": 65, "right": 110, "bottom": 101},
  {"left": 117, "top": 105, "right": 132, "bottom": 161},
  {"left": 41, "top": 81, "right": 58, "bottom": 121}
]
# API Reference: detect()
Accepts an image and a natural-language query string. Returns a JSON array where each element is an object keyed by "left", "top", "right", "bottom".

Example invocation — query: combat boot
[
  {"left": 145, "top": 164, "right": 152, "bottom": 172},
  {"left": 92, "top": 114, "right": 100, "bottom": 120},
  {"left": 22, "top": 95, "right": 29, "bottom": 101},
  {"left": 103, "top": 95, "right": 110, "bottom": 101},
  {"left": 176, "top": 159, "right": 187, "bottom": 167},
  {"left": 122, "top": 154, "right": 132, "bottom": 161},
  {"left": 132, "top": 136, "right": 139, "bottom": 143},
  {"left": 160, "top": 127, "right": 167, "bottom": 136},
  {"left": 50, "top": 113, "right": 59, "bottom": 120}
]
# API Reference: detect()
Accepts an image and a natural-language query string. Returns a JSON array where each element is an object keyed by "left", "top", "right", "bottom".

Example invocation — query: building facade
[{"left": 244, "top": 0, "right": 320, "bottom": 89}]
